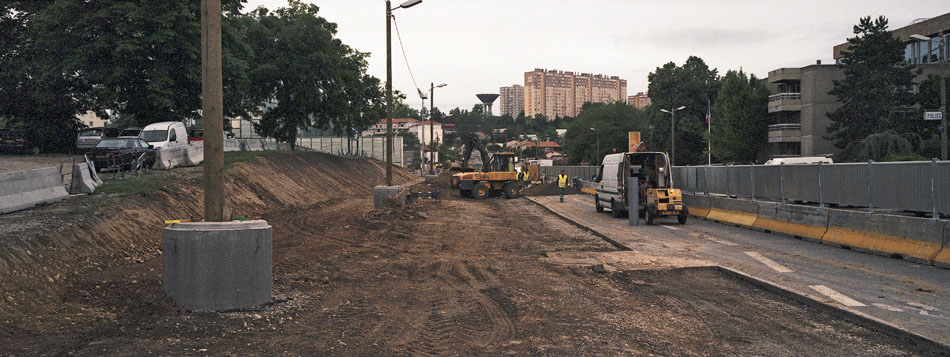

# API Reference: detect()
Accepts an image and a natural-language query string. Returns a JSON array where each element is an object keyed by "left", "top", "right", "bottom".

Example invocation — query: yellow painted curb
[
  {"left": 706, "top": 208, "right": 757, "bottom": 227},
  {"left": 686, "top": 204, "right": 710, "bottom": 218},
  {"left": 934, "top": 248, "right": 950, "bottom": 266},
  {"left": 822, "top": 227, "right": 941, "bottom": 263},
  {"left": 753, "top": 218, "right": 827, "bottom": 241},
  {"left": 580, "top": 187, "right": 596, "bottom": 195}
]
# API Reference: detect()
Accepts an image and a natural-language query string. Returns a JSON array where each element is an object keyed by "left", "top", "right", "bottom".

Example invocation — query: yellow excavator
[{"left": 450, "top": 133, "right": 522, "bottom": 199}]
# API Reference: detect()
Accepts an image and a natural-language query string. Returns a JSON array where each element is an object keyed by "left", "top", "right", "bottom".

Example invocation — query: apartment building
[
  {"left": 499, "top": 85, "right": 524, "bottom": 117},
  {"left": 523, "top": 68, "right": 627, "bottom": 119},
  {"left": 766, "top": 12, "right": 950, "bottom": 158},
  {"left": 627, "top": 92, "right": 651, "bottom": 109}
]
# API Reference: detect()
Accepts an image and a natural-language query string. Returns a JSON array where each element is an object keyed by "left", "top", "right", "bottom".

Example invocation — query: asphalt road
[{"left": 529, "top": 194, "right": 950, "bottom": 346}]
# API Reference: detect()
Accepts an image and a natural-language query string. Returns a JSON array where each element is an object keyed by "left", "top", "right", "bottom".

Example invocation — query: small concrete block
[
  {"left": 163, "top": 220, "right": 272, "bottom": 311},
  {"left": 373, "top": 185, "right": 406, "bottom": 209}
]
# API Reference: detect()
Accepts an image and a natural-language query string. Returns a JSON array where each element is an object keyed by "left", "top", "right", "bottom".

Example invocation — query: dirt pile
[
  {"left": 521, "top": 182, "right": 582, "bottom": 196},
  {"left": 0, "top": 152, "right": 417, "bottom": 327}
]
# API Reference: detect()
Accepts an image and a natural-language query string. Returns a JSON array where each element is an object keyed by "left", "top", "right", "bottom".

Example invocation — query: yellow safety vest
[
  {"left": 557, "top": 174, "right": 568, "bottom": 188},
  {"left": 523, "top": 171, "right": 530, "bottom": 181}
]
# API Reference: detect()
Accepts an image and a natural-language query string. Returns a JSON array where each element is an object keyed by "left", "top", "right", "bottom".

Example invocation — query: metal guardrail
[{"left": 673, "top": 160, "right": 950, "bottom": 216}]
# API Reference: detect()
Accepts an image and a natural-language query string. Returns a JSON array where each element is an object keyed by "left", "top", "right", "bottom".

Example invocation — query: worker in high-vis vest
[
  {"left": 522, "top": 167, "right": 531, "bottom": 188},
  {"left": 557, "top": 170, "right": 568, "bottom": 202}
]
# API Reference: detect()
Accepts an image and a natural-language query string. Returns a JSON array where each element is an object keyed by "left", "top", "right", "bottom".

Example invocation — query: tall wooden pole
[
  {"left": 201, "top": 0, "right": 225, "bottom": 221},
  {"left": 385, "top": 1, "right": 394, "bottom": 185},
  {"left": 430, "top": 83, "right": 435, "bottom": 174}
]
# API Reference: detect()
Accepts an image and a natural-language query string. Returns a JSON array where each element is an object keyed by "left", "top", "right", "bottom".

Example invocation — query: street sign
[
  {"left": 924, "top": 111, "right": 943, "bottom": 121},
  {"left": 628, "top": 131, "right": 641, "bottom": 152}
]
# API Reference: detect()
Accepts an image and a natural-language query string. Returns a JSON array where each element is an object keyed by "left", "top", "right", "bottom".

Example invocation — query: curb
[
  {"left": 716, "top": 266, "right": 949, "bottom": 354},
  {"left": 524, "top": 196, "right": 630, "bottom": 251}
]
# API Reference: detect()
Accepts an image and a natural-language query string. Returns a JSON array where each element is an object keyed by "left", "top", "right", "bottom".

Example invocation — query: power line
[{"left": 390, "top": 15, "right": 422, "bottom": 96}]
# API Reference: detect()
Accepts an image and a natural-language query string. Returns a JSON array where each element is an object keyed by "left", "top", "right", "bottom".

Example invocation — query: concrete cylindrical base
[
  {"left": 423, "top": 175, "right": 439, "bottom": 184},
  {"left": 373, "top": 185, "right": 406, "bottom": 209},
  {"left": 163, "top": 220, "right": 272, "bottom": 311}
]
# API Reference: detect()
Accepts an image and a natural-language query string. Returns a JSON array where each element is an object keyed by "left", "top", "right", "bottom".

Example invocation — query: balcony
[
  {"left": 768, "top": 92, "right": 801, "bottom": 113},
  {"left": 768, "top": 123, "right": 801, "bottom": 143}
]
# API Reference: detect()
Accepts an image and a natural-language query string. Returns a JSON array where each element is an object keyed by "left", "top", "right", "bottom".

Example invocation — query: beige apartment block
[
  {"left": 524, "top": 68, "right": 627, "bottom": 119},
  {"left": 499, "top": 85, "right": 524, "bottom": 117},
  {"left": 627, "top": 92, "right": 651, "bottom": 109}
]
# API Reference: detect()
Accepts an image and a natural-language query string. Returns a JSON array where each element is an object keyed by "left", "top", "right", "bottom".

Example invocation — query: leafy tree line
[{"left": 0, "top": 0, "right": 383, "bottom": 152}]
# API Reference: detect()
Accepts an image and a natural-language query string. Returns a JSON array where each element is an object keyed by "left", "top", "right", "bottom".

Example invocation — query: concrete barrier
[
  {"left": 705, "top": 196, "right": 758, "bottom": 226},
  {"left": 68, "top": 162, "right": 99, "bottom": 194},
  {"left": 183, "top": 142, "right": 204, "bottom": 166},
  {"left": 155, "top": 146, "right": 186, "bottom": 170},
  {"left": 223, "top": 138, "right": 241, "bottom": 152},
  {"left": 373, "top": 185, "right": 406, "bottom": 209},
  {"left": 0, "top": 167, "right": 69, "bottom": 214},
  {"left": 245, "top": 140, "right": 263, "bottom": 151},
  {"left": 753, "top": 202, "right": 829, "bottom": 242},
  {"left": 822, "top": 210, "right": 944, "bottom": 264},
  {"left": 682, "top": 194, "right": 711, "bottom": 218},
  {"left": 163, "top": 220, "right": 273, "bottom": 311}
]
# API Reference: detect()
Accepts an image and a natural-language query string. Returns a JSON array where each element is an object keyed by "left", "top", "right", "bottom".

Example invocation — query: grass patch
[{"left": 97, "top": 174, "right": 168, "bottom": 195}]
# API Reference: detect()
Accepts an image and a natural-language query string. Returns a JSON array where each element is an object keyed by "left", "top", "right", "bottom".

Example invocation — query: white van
[{"left": 139, "top": 121, "right": 187, "bottom": 149}]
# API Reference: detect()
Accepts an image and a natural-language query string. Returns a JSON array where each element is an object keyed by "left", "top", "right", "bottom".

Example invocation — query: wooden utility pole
[
  {"left": 201, "top": 0, "right": 225, "bottom": 221},
  {"left": 385, "top": 0, "right": 394, "bottom": 185}
]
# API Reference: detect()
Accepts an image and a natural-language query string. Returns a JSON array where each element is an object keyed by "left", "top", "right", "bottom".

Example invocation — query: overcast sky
[{"left": 243, "top": 0, "right": 949, "bottom": 114}]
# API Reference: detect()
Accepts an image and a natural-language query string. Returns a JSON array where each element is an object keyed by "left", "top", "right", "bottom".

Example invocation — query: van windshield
[{"left": 140, "top": 130, "right": 167, "bottom": 142}]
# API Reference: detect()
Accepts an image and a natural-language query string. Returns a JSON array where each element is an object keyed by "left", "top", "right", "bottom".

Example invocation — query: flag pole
[{"left": 706, "top": 99, "right": 711, "bottom": 166}]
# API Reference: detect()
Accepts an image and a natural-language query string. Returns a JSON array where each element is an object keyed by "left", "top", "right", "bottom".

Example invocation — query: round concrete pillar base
[
  {"left": 423, "top": 175, "right": 440, "bottom": 184},
  {"left": 373, "top": 185, "right": 406, "bottom": 209},
  {"left": 163, "top": 220, "right": 272, "bottom": 311}
]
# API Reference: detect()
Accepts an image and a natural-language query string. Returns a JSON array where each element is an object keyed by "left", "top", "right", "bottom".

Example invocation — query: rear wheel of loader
[
  {"left": 502, "top": 182, "right": 521, "bottom": 199},
  {"left": 473, "top": 183, "right": 491, "bottom": 199},
  {"left": 678, "top": 210, "right": 688, "bottom": 224},
  {"left": 450, "top": 177, "right": 460, "bottom": 189}
]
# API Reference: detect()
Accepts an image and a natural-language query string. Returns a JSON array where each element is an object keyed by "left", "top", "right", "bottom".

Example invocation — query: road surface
[{"left": 529, "top": 194, "right": 950, "bottom": 346}]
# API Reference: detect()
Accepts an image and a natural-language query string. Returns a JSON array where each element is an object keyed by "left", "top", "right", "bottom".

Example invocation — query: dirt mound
[
  {"left": 0, "top": 152, "right": 418, "bottom": 327},
  {"left": 521, "top": 182, "right": 582, "bottom": 196}
]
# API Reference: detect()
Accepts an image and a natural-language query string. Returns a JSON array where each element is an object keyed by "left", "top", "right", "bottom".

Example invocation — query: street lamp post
[
  {"left": 430, "top": 82, "right": 446, "bottom": 174},
  {"left": 912, "top": 34, "right": 947, "bottom": 160},
  {"left": 385, "top": 0, "right": 422, "bottom": 185},
  {"left": 418, "top": 89, "right": 427, "bottom": 175},
  {"left": 660, "top": 106, "right": 686, "bottom": 166}
]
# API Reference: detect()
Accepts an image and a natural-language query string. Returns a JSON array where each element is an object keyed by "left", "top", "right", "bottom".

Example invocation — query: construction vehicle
[
  {"left": 450, "top": 133, "right": 522, "bottom": 199},
  {"left": 592, "top": 148, "right": 687, "bottom": 224}
]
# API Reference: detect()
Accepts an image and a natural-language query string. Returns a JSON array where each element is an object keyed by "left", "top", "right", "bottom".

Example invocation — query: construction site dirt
[{"left": 0, "top": 153, "right": 940, "bottom": 355}]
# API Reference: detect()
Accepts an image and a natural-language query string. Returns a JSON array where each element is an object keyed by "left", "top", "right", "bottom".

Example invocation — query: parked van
[{"left": 139, "top": 121, "right": 187, "bottom": 149}]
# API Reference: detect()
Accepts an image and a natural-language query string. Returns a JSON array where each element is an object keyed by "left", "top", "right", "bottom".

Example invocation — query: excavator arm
[{"left": 459, "top": 133, "right": 491, "bottom": 172}]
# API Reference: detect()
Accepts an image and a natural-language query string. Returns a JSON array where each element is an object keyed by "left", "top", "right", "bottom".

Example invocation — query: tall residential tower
[
  {"left": 523, "top": 68, "right": 627, "bottom": 119},
  {"left": 499, "top": 85, "right": 524, "bottom": 117}
]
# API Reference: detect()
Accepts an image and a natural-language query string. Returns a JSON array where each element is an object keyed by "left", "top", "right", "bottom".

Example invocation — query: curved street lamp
[{"left": 385, "top": 0, "right": 423, "bottom": 185}]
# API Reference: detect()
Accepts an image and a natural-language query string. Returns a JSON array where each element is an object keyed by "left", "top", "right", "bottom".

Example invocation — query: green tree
[
  {"left": 245, "top": 1, "right": 383, "bottom": 149},
  {"left": 564, "top": 102, "right": 649, "bottom": 164},
  {"left": 710, "top": 70, "right": 770, "bottom": 163},
  {"left": 647, "top": 56, "right": 720, "bottom": 165},
  {"left": 827, "top": 16, "right": 918, "bottom": 150}
]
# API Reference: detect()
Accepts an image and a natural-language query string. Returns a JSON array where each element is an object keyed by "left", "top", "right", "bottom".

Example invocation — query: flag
[{"left": 705, "top": 105, "right": 711, "bottom": 125}]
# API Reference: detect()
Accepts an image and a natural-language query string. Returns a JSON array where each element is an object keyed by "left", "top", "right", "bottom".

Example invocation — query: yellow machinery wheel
[{"left": 473, "top": 183, "right": 491, "bottom": 199}]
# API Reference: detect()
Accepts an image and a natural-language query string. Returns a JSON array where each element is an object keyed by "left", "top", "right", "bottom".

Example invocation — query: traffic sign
[
  {"left": 628, "top": 131, "right": 641, "bottom": 152},
  {"left": 924, "top": 111, "right": 943, "bottom": 121}
]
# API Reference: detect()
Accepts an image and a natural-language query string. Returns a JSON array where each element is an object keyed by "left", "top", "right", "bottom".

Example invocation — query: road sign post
[{"left": 627, "top": 176, "right": 638, "bottom": 226}]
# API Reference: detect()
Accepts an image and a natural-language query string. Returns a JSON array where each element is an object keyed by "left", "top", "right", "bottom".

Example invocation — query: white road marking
[
  {"left": 707, "top": 237, "right": 738, "bottom": 246},
  {"left": 661, "top": 225, "right": 679, "bottom": 230},
  {"left": 872, "top": 303, "right": 904, "bottom": 312},
  {"left": 809, "top": 285, "right": 866, "bottom": 307},
  {"left": 744, "top": 251, "right": 793, "bottom": 273}
]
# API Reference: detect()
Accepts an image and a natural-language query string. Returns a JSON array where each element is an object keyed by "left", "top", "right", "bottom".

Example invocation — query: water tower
[{"left": 476, "top": 93, "right": 499, "bottom": 115}]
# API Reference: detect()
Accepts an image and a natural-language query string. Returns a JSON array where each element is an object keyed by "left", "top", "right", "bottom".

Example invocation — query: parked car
[
  {"left": 0, "top": 128, "right": 27, "bottom": 154},
  {"left": 118, "top": 127, "right": 143, "bottom": 138},
  {"left": 140, "top": 121, "right": 187, "bottom": 149},
  {"left": 88, "top": 138, "right": 155, "bottom": 171},
  {"left": 76, "top": 127, "right": 120, "bottom": 152},
  {"left": 187, "top": 128, "right": 203, "bottom": 143}
]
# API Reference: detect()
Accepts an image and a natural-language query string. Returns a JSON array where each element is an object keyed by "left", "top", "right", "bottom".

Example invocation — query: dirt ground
[{"left": 0, "top": 154, "right": 941, "bottom": 355}]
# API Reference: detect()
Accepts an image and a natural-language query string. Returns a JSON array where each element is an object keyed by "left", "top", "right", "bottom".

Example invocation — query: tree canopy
[
  {"left": 827, "top": 16, "right": 918, "bottom": 151},
  {"left": 647, "top": 56, "right": 720, "bottom": 165},
  {"left": 710, "top": 70, "right": 770, "bottom": 164}
]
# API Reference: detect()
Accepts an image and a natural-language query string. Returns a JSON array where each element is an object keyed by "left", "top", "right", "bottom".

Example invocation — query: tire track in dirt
[{"left": 406, "top": 259, "right": 515, "bottom": 356}]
